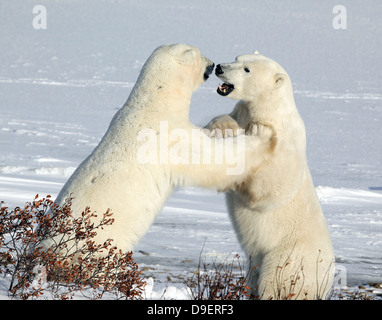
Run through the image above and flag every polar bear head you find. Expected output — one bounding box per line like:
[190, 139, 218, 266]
[138, 44, 214, 93]
[215, 51, 290, 101]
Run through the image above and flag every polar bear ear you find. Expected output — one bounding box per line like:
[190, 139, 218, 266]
[253, 50, 260, 54]
[177, 49, 197, 65]
[275, 73, 287, 87]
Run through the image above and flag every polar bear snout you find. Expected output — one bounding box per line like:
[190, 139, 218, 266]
[203, 62, 215, 80]
[215, 64, 236, 96]
[215, 64, 224, 75]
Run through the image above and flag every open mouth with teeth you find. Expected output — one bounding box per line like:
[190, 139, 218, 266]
[217, 83, 235, 96]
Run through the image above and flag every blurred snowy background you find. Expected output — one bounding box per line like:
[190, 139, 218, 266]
[0, 0, 381, 297]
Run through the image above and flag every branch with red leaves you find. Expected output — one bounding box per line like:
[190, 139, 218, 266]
[0, 195, 146, 300]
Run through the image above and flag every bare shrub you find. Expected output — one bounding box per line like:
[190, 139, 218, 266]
[185, 252, 250, 300]
[0, 195, 146, 300]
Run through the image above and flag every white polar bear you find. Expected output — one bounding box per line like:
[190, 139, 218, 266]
[51, 44, 275, 254]
[206, 52, 335, 300]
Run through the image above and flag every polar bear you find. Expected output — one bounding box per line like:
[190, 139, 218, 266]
[51, 44, 275, 254]
[205, 52, 334, 300]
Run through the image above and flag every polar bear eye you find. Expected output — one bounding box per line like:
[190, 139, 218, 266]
[244, 67, 250, 73]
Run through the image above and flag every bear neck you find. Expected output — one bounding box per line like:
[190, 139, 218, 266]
[124, 78, 193, 126]
[244, 88, 301, 129]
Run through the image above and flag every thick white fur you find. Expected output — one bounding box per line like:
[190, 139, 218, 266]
[52, 44, 275, 253]
[206, 52, 334, 299]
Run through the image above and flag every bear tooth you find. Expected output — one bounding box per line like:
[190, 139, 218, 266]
[218, 84, 227, 92]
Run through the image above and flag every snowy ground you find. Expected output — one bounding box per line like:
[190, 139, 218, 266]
[0, 0, 381, 299]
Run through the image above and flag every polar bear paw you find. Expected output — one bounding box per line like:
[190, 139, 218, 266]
[204, 114, 243, 138]
[246, 122, 277, 151]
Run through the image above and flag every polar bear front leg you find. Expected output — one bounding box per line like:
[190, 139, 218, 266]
[173, 124, 275, 191]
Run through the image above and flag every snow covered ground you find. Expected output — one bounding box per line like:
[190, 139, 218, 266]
[0, 0, 381, 299]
